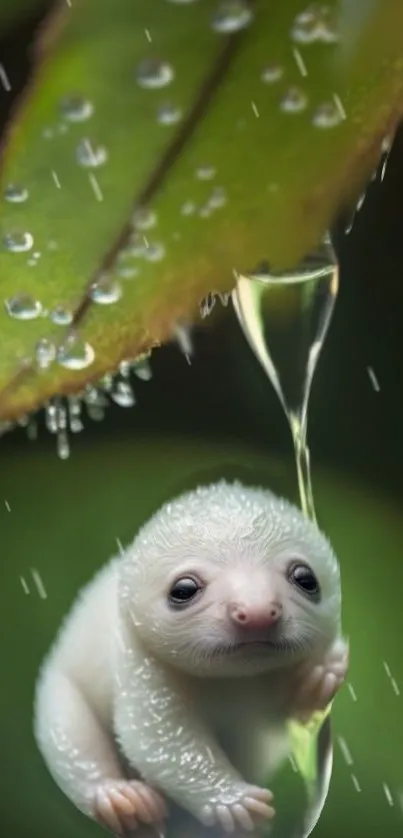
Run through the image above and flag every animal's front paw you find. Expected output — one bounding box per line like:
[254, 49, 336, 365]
[93, 779, 167, 836]
[291, 637, 349, 722]
[200, 784, 275, 833]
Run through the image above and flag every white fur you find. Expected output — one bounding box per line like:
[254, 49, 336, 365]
[34, 481, 342, 829]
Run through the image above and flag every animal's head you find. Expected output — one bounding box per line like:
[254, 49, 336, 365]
[120, 482, 341, 677]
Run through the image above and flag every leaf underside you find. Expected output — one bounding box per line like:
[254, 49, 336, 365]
[1, 0, 403, 423]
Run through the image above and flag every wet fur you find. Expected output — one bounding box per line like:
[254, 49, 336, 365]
[34, 481, 342, 832]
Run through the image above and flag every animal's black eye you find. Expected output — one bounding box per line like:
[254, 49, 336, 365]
[168, 577, 202, 606]
[289, 563, 320, 598]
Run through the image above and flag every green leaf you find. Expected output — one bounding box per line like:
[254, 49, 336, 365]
[1, 0, 403, 423]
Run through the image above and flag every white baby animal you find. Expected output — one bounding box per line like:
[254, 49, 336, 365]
[34, 481, 348, 836]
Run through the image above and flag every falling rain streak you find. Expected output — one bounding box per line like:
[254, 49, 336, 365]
[31, 568, 47, 599]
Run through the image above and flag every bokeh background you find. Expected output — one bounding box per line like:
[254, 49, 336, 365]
[1, 6, 403, 838]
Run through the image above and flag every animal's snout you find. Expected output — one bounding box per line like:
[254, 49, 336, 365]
[228, 601, 282, 630]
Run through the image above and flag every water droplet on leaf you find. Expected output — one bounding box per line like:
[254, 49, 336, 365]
[35, 338, 56, 370]
[132, 207, 157, 230]
[208, 186, 227, 209]
[136, 58, 174, 89]
[261, 65, 284, 84]
[312, 100, 343, 128]
[118, 265, 140, 280]
[144, 242, 165, 262]
[280, 87, 308, 113]
[76, 139, 108, 168]
[212, 0, 253, 33]
[3, 184, 29, 203]
[49, 305, 73, 326]
[157, 102, 182, 125]
[60, 95, 94, 122]
[3, 231, 34, 252]
[90, 274, 122, 305]
[5, 293, 42, 320]
[196, 165, 216, 180]
[291, 5, 339, 44]
[181, 201, 197, 216]
[57, 334, 95, 370]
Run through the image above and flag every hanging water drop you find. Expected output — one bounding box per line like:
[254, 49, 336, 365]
[232, 237, 338, 522]
[280, 87, 308, 113]
[90, 274, 122, 305]
[57, 334, 95, 370]
[133, 356, 152, 381]
[45, 401, 58, 433]
[76, 139, 108, 168]
[174, 324, 193, 363]
[3, 184, 29, 203]
[84, 387, 107, 421]
[35, 338, 56, 370]
[5, 294, 42, 320]
[111, 380, 136, 407]
[67, 396, 84, 433]
[49, 305, 73, 326]
[57, 429, 70, 460]
[136, 58, 174, 89]
[211, 0, 253, 34]
[60, 95, 94, 122]
[200, 293, 216, 318]
[3, 231, 34, 252]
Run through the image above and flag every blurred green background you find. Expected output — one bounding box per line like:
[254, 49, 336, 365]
[1, 5, 403, 838]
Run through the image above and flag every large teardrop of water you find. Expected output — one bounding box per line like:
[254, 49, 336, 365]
[232, 237, 338, 522]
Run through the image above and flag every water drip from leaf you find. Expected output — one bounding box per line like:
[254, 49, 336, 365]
[111, 380, 136, 407]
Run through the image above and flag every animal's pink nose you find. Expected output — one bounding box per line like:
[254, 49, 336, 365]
[229, 602, 282, 629]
